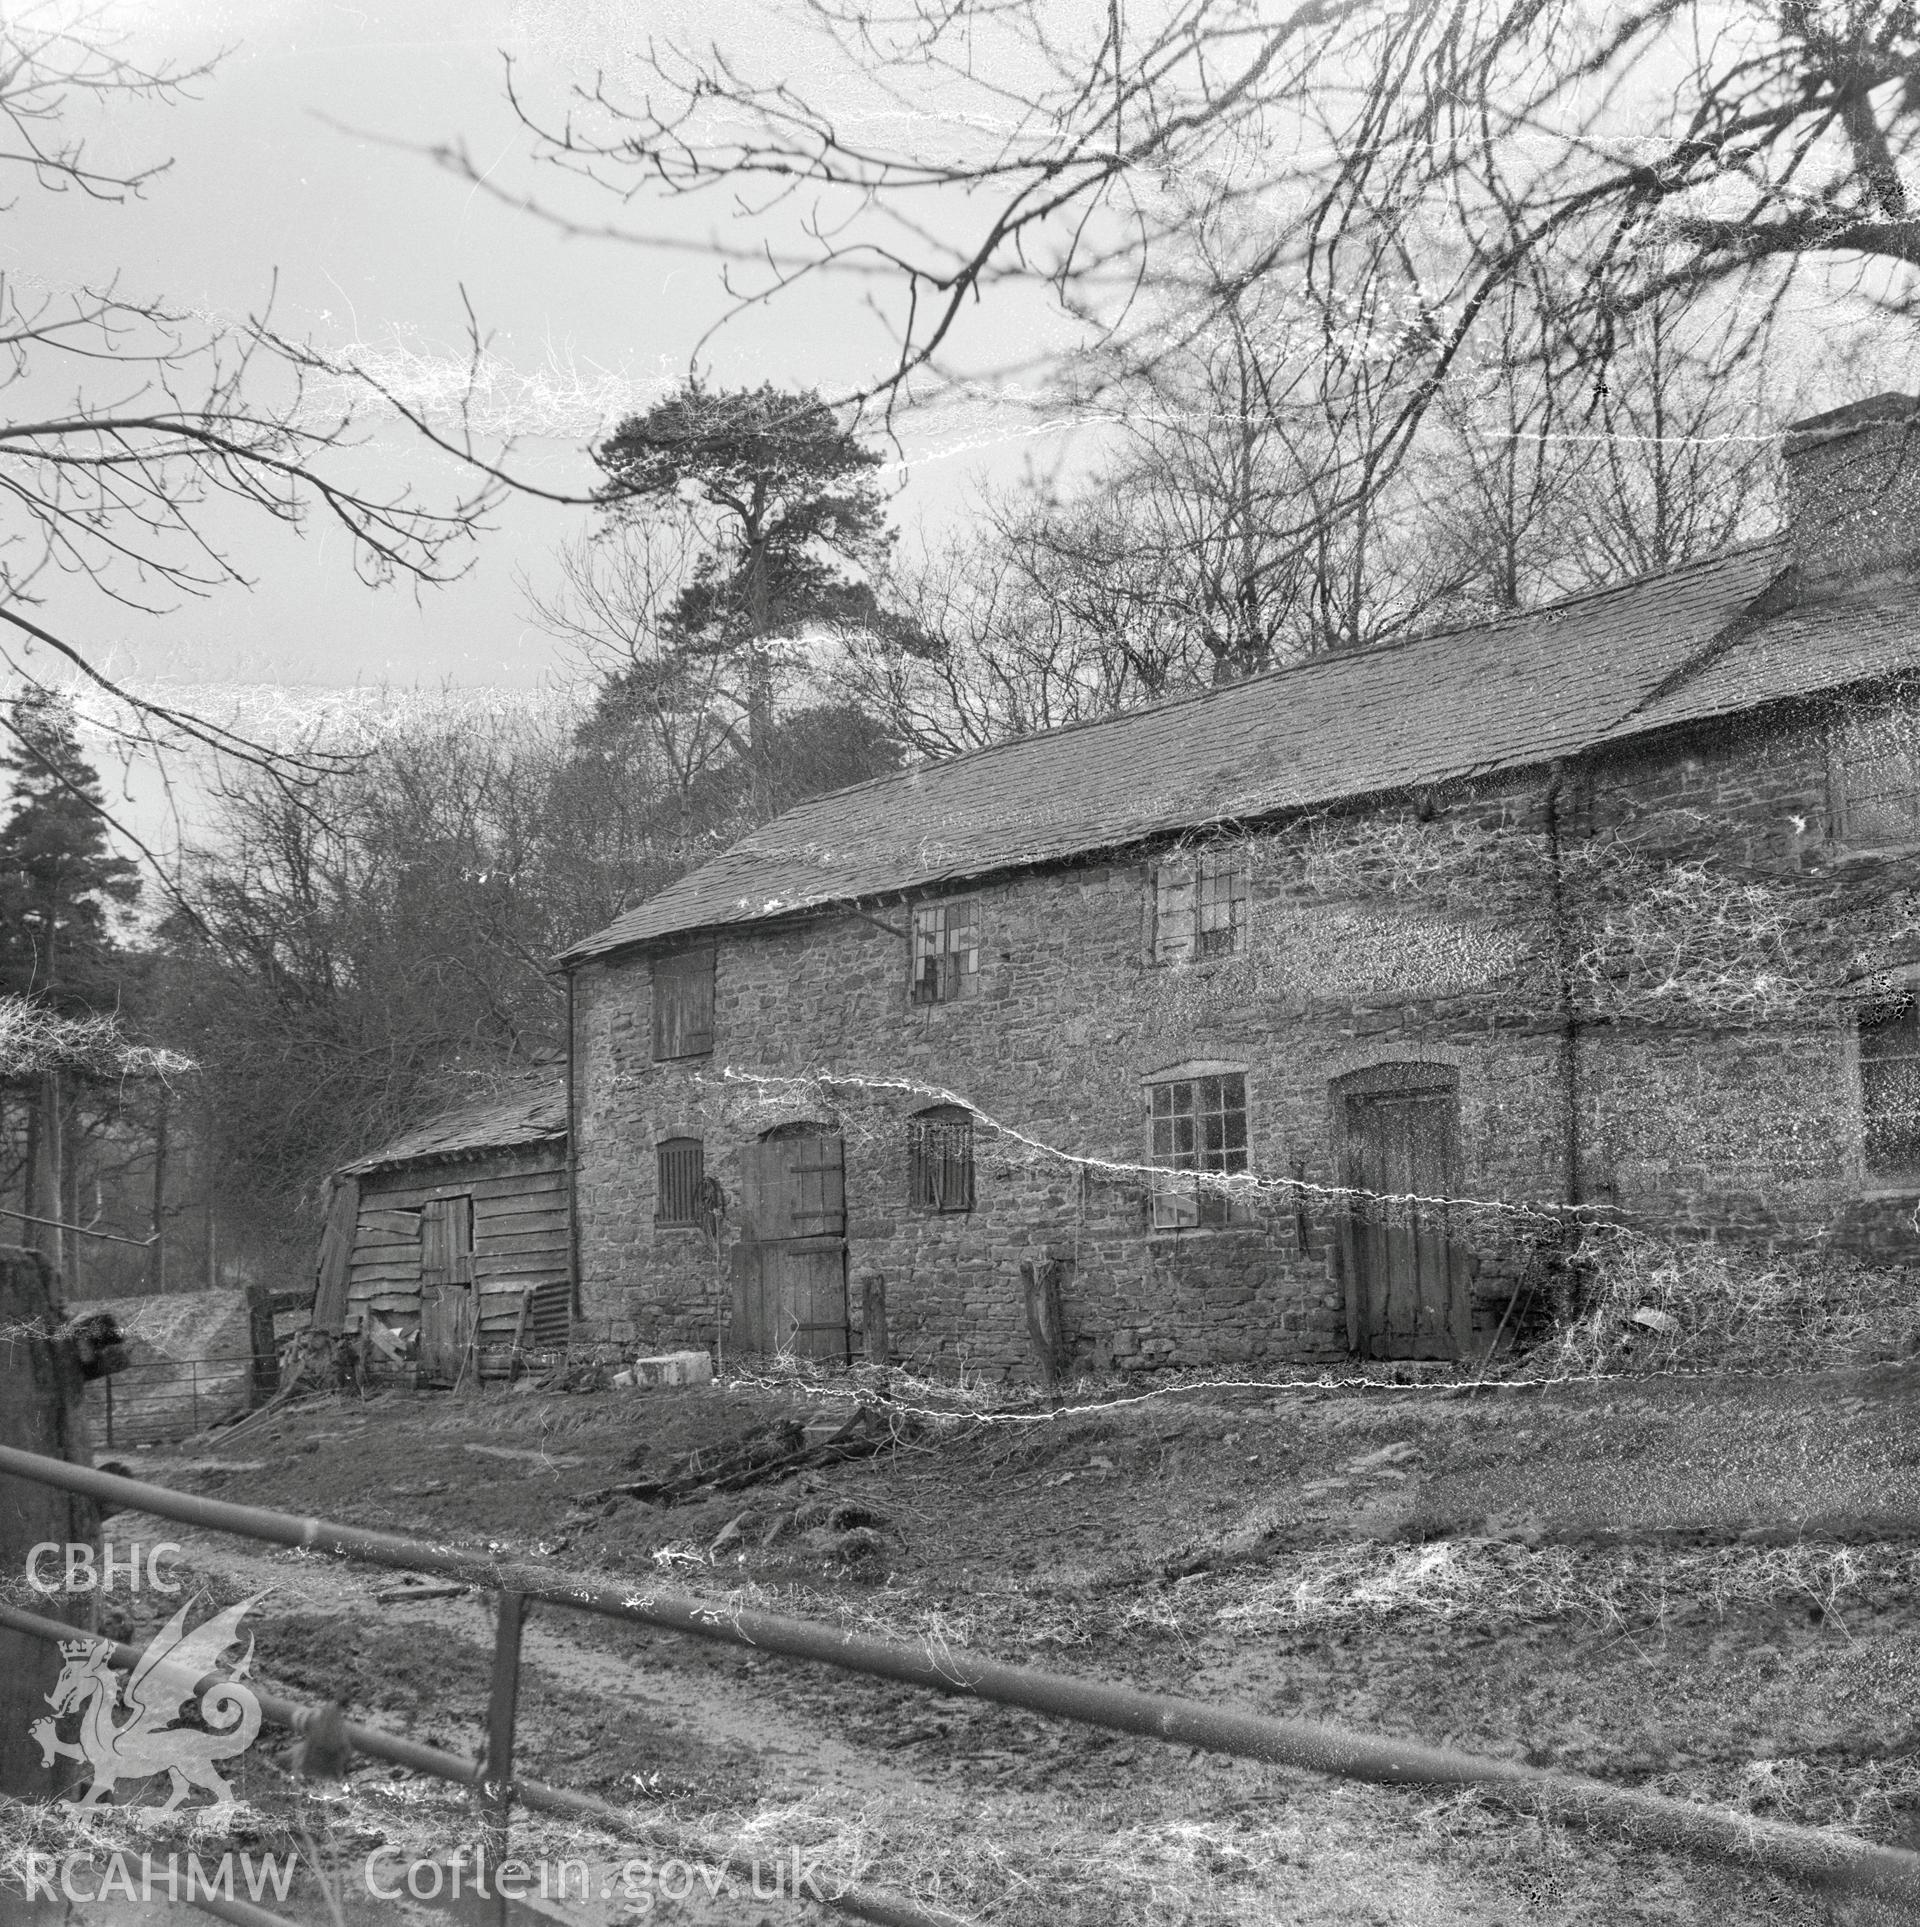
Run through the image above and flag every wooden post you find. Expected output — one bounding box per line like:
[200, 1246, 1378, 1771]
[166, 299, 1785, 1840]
[248, 1286, 280, 1405]
[28, 1070, 63, 1276]
[0, 1245, 98, 1799]
[1023, 1259, 1068, 1390]
[483, 1591, 526, 1919]
[149, 1085, 169, 1294]
[860, 1270, 888, 1365]
[311, 1177, 360, 1335]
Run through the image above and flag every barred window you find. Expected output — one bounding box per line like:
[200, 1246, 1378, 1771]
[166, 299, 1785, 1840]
[656, 1137, 706, 1225]
[908, 1105, 975, 1212]
[653, 945, 715, 1059]
[910, 899, 980, 1005]
[1861, 1003, 1920, 1178]
[1834, 713, 1920, 847]
[1151, 851, 1249, 962]
[1148, 1071, 1249, 1229]
[1195, 854, 1250, 958]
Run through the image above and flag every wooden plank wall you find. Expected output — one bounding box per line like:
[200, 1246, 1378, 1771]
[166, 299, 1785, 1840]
[344, 1148, 569, 1373]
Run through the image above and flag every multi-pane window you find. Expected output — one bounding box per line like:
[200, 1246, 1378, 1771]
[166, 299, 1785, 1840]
[1834, 713, 1920, 847]
[656, 1137, 706, 1225]
[1147, 1071, 1250, 1228]
[1152, 851, 1249, 963]
[1196, 855, 1250, 958]
[910, 900, 980, 1005]
[908, 1105, 976, 1212]
[1860, 1002, 1920, 1178]
[653, 945, 715, 1059]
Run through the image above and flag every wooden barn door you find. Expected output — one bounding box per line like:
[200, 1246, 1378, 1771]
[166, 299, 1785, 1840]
[734, 1126, 849, 1360]
[1340, 1072, 1470, 1360]
[418, 1194, 475, 1385]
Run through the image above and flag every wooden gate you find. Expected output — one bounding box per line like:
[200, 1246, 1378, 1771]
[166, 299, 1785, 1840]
[418, 1194, 475, 1385]
[1338, 1069, 1471, 1360]
[733, 1125, 850, 1360]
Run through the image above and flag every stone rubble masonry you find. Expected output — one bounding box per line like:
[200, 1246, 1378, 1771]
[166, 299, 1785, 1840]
[571, 693, 1918, 1378]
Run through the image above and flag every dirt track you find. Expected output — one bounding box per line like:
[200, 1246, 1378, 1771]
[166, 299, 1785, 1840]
[55, 1365, 1920, 1924]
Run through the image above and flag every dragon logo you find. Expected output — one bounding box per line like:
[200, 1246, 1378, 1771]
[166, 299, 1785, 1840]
[30, 1592, 266, 1817]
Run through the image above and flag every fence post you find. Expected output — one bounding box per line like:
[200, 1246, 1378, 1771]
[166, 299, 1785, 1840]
[859, 1269, 888, 1365]
[248, 1286, 280, 1405]
[1022, 1259, 1069, 1389]
[105, 1372, 114, 1452]
[191, 1360, 200, 1434]
[0, 1246, 98, 1799]
[484, 1590, 526, 1913]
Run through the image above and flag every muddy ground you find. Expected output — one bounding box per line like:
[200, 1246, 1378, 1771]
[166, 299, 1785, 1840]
[23, 1362, 1920, 1925]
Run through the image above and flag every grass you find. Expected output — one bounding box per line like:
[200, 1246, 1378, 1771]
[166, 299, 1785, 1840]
[16, 1370, 1920, 1924]
[1514, 1231, 1920, 1380]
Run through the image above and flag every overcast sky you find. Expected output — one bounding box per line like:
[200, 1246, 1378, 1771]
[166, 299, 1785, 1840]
[0, 0, 1104, 854]
[22, 0, 1072, 704]
[14, 0, 1910, 860]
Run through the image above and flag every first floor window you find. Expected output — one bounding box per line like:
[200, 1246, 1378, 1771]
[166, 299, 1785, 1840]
[908, 1105, 976, 1212]
[657, 1137, 706, 1225]
[1151, 850, 1250, 963]
[1195, 853, 1250, 958]
[911, 899, 980, 1004]
[1861, 1001, 1920, 1178]
[1833, 710, 1920, 847]
[1148, 1070, 1250, 1228]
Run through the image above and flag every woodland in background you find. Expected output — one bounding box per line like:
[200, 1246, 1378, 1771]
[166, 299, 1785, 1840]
[12, 0, 1920, 1290]
[4, 327, 1820, 1296]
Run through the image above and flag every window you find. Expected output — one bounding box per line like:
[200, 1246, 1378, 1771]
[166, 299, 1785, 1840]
[653, 945, 715, 1059]
[656, 1137, 706, 1225]
[908, 1106, 976, 1212]
[910, 899, 980, 1004]
[1147, 1070, 1250, 1228]
[1196, 855, 1250, 958]
[1151, 851, 1249, 963]
[1834, 712, 1920, 847]
[1860, 1002, 1920, 1179]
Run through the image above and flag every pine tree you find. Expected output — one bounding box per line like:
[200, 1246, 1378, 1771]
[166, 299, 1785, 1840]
[0, 693, 140, 1008]
[0, 693, 141, 1273]
[593, 382, 919, 818]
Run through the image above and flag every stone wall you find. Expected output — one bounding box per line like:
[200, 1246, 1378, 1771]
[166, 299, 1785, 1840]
[572, 696, 1920, 1378]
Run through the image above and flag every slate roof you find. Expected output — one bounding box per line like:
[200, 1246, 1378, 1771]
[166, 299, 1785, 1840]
[341, 1078, 568, 1176]
[559, 537, 1920, 963]
[1604, 564, 1920, 742]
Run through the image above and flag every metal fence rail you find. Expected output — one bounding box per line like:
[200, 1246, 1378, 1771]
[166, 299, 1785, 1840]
[89, 1356, 254, 1448]
[0, 1598, 932, 1927]
[3, 1443, 1919, 1917]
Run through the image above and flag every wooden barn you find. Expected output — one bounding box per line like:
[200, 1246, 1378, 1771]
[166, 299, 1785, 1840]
[310, 1078, 573, 1384]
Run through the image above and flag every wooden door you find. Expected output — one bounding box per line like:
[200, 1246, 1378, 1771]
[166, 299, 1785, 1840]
[1341, 1081, 1469, 1360]
[734, 1127, 849, 1360]
[418, 1194, 475, 1385]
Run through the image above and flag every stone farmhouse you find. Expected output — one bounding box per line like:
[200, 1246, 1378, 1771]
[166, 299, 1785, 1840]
[555, 395, 1920, 1378]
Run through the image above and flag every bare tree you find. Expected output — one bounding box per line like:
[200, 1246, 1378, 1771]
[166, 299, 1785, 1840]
[1426, 258, 1797, 617]
[835, 524, 1181, 755]
[0, 10, 554, 835]
[450, 1, 1920, 481]
[524, 516, 742, 864]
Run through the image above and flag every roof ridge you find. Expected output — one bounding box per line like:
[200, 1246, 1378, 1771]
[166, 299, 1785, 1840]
[558, 534, 1802, 966]
[742, 537, 1785, 848]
